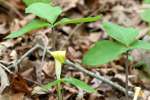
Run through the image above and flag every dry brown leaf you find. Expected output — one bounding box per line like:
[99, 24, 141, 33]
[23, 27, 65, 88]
[34, 60, 45, 83]
[87, 33, 101, 43]
[63, 85, 78, 93]
[11, 73, 32, 94]
[55, 0, 80, 11]
[42, 61, 55, 77]
[32, 86, 46, 95]
[114, 74, 133, 87]
[10, 50, 17, 60]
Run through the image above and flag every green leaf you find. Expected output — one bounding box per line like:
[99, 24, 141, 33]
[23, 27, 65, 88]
[42, 79, 62, 91]
[140, 9, 150, 23]
[32, 79, 61, 94]
[82, 40, 128, 66]
[5, 19, 49, 39]
[54, 16, 101, 26]
[63, 77, 96, 93]
[26, 3, 62, 24]
[23, 0, 51, 6]
[144, 0, 150, 3]
[130, 40, 150, 50]
[102, 22, 139, 46]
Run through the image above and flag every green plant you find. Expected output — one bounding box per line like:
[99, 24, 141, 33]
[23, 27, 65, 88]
[82, 22, 150, 99]
[5, 1, 101, 39]
[83, 22, 150, 65]
[7, 1, 100, 99]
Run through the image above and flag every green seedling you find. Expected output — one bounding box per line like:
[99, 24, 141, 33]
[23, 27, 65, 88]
[83, 22, 150, 99]
[5, 0, 101, 39]
[9, 1, 100, 99]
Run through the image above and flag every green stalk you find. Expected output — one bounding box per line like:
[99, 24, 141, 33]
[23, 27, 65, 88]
[57, 82, 62, 100]
[125, 51, 129, 100]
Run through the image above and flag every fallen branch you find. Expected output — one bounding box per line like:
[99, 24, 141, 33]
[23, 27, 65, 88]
[8, 44, 40, 69]
[65, 60, 134, 97]
[15, 45, 134, 97]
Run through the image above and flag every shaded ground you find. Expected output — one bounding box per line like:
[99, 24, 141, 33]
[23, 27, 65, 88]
[0, 0, 150, 100]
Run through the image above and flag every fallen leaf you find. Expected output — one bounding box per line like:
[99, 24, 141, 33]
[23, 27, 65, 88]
[55, 0, 79, 11]
[42, 61, 55, 77]
[32, 86, 46, 95]
[11, 73, 32, 94]
[34, 60, 45, 83]
[87, 33, 101, 43]
[10, 50, 17, 60]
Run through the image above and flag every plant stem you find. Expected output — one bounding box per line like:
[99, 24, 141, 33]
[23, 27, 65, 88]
[125, 51, 129, 100]
[57, 82, 62, 100]
[51, 28, 57, 49]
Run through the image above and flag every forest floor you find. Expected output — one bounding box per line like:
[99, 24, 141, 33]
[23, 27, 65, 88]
[0, 0, 150, 100]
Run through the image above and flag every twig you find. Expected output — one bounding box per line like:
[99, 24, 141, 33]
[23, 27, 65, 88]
[36, 31, 49, 83]
[0, 63, 13, 74]
[7, 44, 40, 70]
[15, 44, 40, 66]
[65, 60, 134, 97]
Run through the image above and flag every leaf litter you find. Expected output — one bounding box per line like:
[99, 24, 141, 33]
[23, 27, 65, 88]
[0, 0, 150, 100]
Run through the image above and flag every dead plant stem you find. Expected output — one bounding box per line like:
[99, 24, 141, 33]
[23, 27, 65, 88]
[65, 60, 134, 97]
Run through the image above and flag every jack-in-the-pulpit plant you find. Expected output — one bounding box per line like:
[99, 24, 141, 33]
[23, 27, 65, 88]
[6, 0, 100, 100]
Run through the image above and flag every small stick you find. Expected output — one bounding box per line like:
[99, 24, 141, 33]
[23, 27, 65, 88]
[65, 60, 134, 97]
[15, 44, 40, 66]
[0, 63, 13, 74]
[8, 44, 40, 70]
